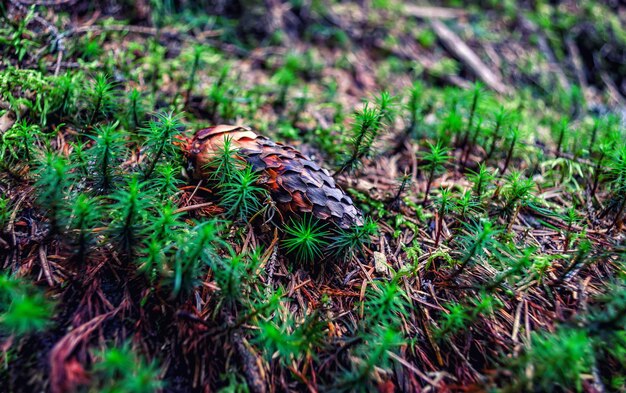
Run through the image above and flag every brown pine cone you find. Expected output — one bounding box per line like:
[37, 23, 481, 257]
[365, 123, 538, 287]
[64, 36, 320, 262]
[185, 125, 363, 229]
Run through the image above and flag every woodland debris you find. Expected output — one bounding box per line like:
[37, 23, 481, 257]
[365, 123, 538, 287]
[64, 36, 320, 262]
[0, 100, 27, 134]
[518, 16, 571, 92]
[403, 4, 468, 19]
[374, 251, 389, 275]
[430, 20, 511, 95]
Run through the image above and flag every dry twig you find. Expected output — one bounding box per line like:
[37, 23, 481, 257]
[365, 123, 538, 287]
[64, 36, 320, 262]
[430, 20, 511, 95]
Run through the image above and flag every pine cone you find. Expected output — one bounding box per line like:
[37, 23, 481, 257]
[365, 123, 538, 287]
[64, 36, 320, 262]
[186, 125, 363, 229]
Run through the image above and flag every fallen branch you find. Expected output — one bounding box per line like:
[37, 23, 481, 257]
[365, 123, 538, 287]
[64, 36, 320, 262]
[49, 310, 118, 393]
[518, 16, 571, 92]
[404, 4, 467, 19]
[374, 37, 471, 89]
[38, 244, 55, 287]
[430, 20, 511, 95]
[565, 37, 590, 106]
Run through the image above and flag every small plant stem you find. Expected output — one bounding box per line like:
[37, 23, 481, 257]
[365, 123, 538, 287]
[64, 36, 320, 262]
[335, 124, 369, 177]
[501, 134, 517, 175]
[485, 120, 502, 161]
[462, 120, 482, 167]
[450, 242, 479, 278]
[506, 203, 521, 233]
[389, 177, 409, 210]
[556, 254, 584, 284]
[475, 176, 484, 198]
[591, 151, 605, 197]
[61, 87, 70, 113]
[131, 97, 139, 129]
[589, 121, 598, 155]
[555, 124, 565, 157]
[609, 195, 626, 231]
[89, 94, 102, 126]
[460, 89, 479, 149]
[563, 223, 572, 253]
[144, 136, 166, 180]
[434, 211, 443, 247]
[423, 170, 434, 204]
[101, 145, 111, 191]
[277, 86, 288, 112]
[184, 50, 201, 108]
[122, 197, 137, 256]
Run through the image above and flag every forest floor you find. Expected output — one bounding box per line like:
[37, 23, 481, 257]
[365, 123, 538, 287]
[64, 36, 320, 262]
[1, 1, 626, 392]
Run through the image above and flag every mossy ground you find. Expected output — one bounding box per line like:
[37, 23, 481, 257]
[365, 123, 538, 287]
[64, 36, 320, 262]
[1, 1, 625, 392]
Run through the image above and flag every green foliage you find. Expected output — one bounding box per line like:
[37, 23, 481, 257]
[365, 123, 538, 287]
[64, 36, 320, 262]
[256, 311, 325, 366]
[501, 127, 520, 174]
[339, 327, 403, 389]
[0, 196, 9, 229]
[68, 194, 101, 262]
[0, 274, 54, 335]
[554, 117, 570, 156]
[363, 277, 408, 327]
[486, 246, 535, 289]
[218, 165, 267, 221]
[467, 163, 495, 199]
[92, 343, 163, 393]
[126, 88, 146, 130]
[0, 68, 62, 125]
[207, 64, 231, 120]
[54, 71, 83, 117]
[149, 163, 183, 198]
[282, 215, 330, 263]
[405, 81, 425, 138]
[440, 105, 463, 145]
[485, 106, 509, 160]
[107, 177, 151, 257]
[88, 122, 127, 193]
[4, 4, 626, 391]
[416, 28, 436, 48]
[1, 120, 43, 164]
[204, 136, 267, 221]
[501, 171, 535, 217]
[0, 7, 39, 63]
[140, 111, 183, 180]
[172, 219, 223, 296]
[205, 135, 239, 185]
[437, 302, 471, 336]
[34, 150, 72, 234]
[272, 63, 296, 110]
[337, 275, 409, 390]
[185, 45, 205, 107]
[451, 190, 481, 221]
[218, 372, 250, 393]
[513, 328, 593, 392]
[607, 146, 626, 224]
[420, 141, 451, 203]
[336, 102, 383, 175]
[212, 247, 263, 301]
[375, 91, 397, 128]
[436, 292, 501, 337]
[330, 217, 378, 259]
[452, 220, 502, 277]
[434, 187, 453, 246]
[88, 74, 118, 125]
[464, 83, 484, 135]
[588, 282, 626, 334]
